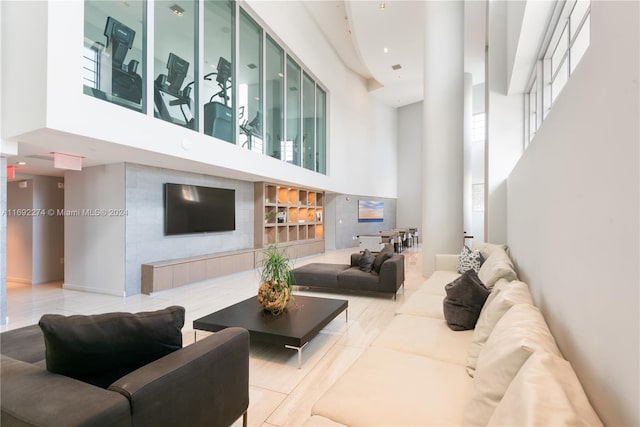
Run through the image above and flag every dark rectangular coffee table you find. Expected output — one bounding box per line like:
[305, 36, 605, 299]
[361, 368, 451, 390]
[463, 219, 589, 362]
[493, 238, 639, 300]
[193, 295, 348, 368]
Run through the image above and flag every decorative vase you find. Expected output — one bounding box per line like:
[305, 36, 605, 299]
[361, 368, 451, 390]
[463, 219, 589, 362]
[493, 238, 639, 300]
[258, 280, 290, 315]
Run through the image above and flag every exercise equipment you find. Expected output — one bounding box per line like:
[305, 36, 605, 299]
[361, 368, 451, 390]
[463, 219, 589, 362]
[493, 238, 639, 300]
[204, 57, 233, 142]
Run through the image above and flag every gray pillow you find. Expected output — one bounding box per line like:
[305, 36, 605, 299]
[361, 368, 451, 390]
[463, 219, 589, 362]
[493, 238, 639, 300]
[443, 270, 489, 331]
[358, 249, 375, 272]
[373, 244, 394, 273]
[39, 306, 185, 388]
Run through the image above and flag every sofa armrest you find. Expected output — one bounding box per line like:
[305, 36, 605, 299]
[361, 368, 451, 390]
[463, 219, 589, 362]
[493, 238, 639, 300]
[435, 254, 459, 272]
[379, 255, 405, 292]
[109, 327, 249, 427]
[1, 355, 131, 427]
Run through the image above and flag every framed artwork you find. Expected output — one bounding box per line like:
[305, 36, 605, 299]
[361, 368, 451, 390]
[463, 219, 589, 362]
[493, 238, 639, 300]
[358, 200, 384, 223]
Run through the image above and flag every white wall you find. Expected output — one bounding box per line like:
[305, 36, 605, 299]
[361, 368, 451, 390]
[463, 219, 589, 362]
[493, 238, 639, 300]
[65, 164, 126, 296]
[7, 180, 33, 283]
[32, 176, 64, 284]
[397, 102, 422, 229]
[486, 0, 524, 244]
[507, 2, 639, 426]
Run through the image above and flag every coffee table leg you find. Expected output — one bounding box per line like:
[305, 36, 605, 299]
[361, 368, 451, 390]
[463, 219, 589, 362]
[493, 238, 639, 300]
[285, 342, 309, 369]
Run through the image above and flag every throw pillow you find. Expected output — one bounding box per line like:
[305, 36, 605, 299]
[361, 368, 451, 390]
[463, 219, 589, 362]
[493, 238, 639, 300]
[463, 304, 561, 426]
[466, 280, 533, 377]
[487, 351, 603, 426]
[442, 270, 489, 331]
[39, 306, 185, 389]
[457, 245, 485, 273]
[477, 247, 517, 290]
[372, 244, 394, 274]
[358, 249, 375, 273]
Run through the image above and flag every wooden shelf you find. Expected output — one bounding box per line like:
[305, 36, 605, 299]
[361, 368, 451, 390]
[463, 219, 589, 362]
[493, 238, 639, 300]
[254, 182, 325, 256]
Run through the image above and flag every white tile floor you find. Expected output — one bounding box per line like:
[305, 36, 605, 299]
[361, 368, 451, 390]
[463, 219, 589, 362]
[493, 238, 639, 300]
[3, 245, 425, 427]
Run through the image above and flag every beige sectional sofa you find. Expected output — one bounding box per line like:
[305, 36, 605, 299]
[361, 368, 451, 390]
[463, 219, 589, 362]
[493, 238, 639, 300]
[305, 243, 602, 426]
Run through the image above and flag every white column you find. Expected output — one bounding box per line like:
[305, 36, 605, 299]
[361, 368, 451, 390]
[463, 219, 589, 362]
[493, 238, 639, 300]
[463, 73, 473, 242]
[422, 1, 464, 275]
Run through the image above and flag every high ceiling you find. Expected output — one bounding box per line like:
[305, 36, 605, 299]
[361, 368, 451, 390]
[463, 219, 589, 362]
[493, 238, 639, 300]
[304, 0, 487, 108]
[6, 0, 487, 178]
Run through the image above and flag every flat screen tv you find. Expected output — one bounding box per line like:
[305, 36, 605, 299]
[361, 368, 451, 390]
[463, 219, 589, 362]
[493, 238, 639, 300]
[164, 183, 235, 235]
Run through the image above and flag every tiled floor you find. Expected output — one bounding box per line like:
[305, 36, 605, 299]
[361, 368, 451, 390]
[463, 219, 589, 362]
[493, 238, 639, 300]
[3, 245, 425, 427]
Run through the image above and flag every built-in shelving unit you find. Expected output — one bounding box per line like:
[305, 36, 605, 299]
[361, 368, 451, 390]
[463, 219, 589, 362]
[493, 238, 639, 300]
[255, 182, 325, 256]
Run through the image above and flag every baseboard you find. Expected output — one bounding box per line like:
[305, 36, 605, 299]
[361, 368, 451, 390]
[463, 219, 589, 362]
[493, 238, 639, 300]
[7, 277, 32, 284]
[63, 283, 126, 297]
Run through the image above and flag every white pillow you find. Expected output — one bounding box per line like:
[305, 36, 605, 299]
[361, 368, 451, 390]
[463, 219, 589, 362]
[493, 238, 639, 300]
[463, 304, 561, 426]
[487, 351, 603, 426]
[472, 241, 508, 259]
[466, 280, 532, 377]
[477, 247, 517, 289]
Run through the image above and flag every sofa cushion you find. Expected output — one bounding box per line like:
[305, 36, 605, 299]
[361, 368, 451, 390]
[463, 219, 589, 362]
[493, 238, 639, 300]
[0, 324, 46, 364]
[336, 268, 379, 292]
[487, 351, 603, 427]
[477, 247, 517, 289]
[457, 245, 484, 273]
[39, 306, 185, 388]
[372, 314, 473, 365]
[395, 291, 445, 320]
[292, 263, 350, 288]
[464, 304, 561, 426]
[419, 270, 462, 296]
[466, 280, 533, 376]
[357, 249, 375, 273]
[312, 346, 472, 427]
[372, 244, 394, 273]
[443, 270, 489, 331]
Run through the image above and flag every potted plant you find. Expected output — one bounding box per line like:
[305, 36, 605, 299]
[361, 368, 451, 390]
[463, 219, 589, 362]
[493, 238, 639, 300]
[257, 245, 293, 315]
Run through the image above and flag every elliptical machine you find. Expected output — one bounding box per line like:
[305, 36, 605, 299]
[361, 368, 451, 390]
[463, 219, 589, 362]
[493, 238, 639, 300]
[203, 57, 233, 142]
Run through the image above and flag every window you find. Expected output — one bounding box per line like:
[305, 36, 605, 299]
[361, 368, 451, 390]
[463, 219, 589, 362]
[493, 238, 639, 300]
[238, 9, 263, 153]
[286, 56, 302, 166]
[83, 0, 145, 112]
[525, 0, 590, 145]
[265, 36, 284, 160]
[472, 112, 485, 143]
[203, 0, 235, 143]
[316, 87, 327, 174]
[302, 72, 316, 171]
[154, 0, 197, 130]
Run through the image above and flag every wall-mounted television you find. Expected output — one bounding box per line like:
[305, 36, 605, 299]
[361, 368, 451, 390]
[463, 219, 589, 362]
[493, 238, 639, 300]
[164, 183, 235, 235]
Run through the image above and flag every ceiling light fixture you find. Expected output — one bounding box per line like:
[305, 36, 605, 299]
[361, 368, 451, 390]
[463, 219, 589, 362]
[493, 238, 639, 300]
[392, 64, 402, 71]
[16, 161, 27, 166]
[383, 47, 389, 54]
[379, 3, 386, 10]
[277, 72, 284, 78]
[169, 4, 185, 16]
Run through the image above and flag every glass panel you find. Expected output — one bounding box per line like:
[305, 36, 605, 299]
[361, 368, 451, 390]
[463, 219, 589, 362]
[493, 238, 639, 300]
[84, 0, 145, 113]
[552, 60, 569, 103]
[315, 87, 326, 174]
[302, 72, 315, 171]
[238, 9, 263, 153]
[286, 56, 301, 166]
[551, 23, 568, 77]
[154, 0, 197, 130]
[570, 0, 590, 39]
[203, 0, 235, 143]
[571, 14, 590, 73]
[529, 82, 537, 141]
[265, 36, 284, 160]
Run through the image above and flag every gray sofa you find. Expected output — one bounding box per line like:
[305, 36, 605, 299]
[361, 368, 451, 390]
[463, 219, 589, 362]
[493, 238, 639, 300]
[292, 245, 405, 298]
[1, 319, 249, 427]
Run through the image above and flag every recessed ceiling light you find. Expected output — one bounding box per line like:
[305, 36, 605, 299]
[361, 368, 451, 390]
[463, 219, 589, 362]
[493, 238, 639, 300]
[247, 63, 257, 69]
[254, 97, 260, 101]
[379, 3, 386, 10]
[277, 72, 284, 78]
[392, 64, 402, 71]
[169, 4, 185, 16]
[383, 47, 389, 54]
[16, 161, 27, 166]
